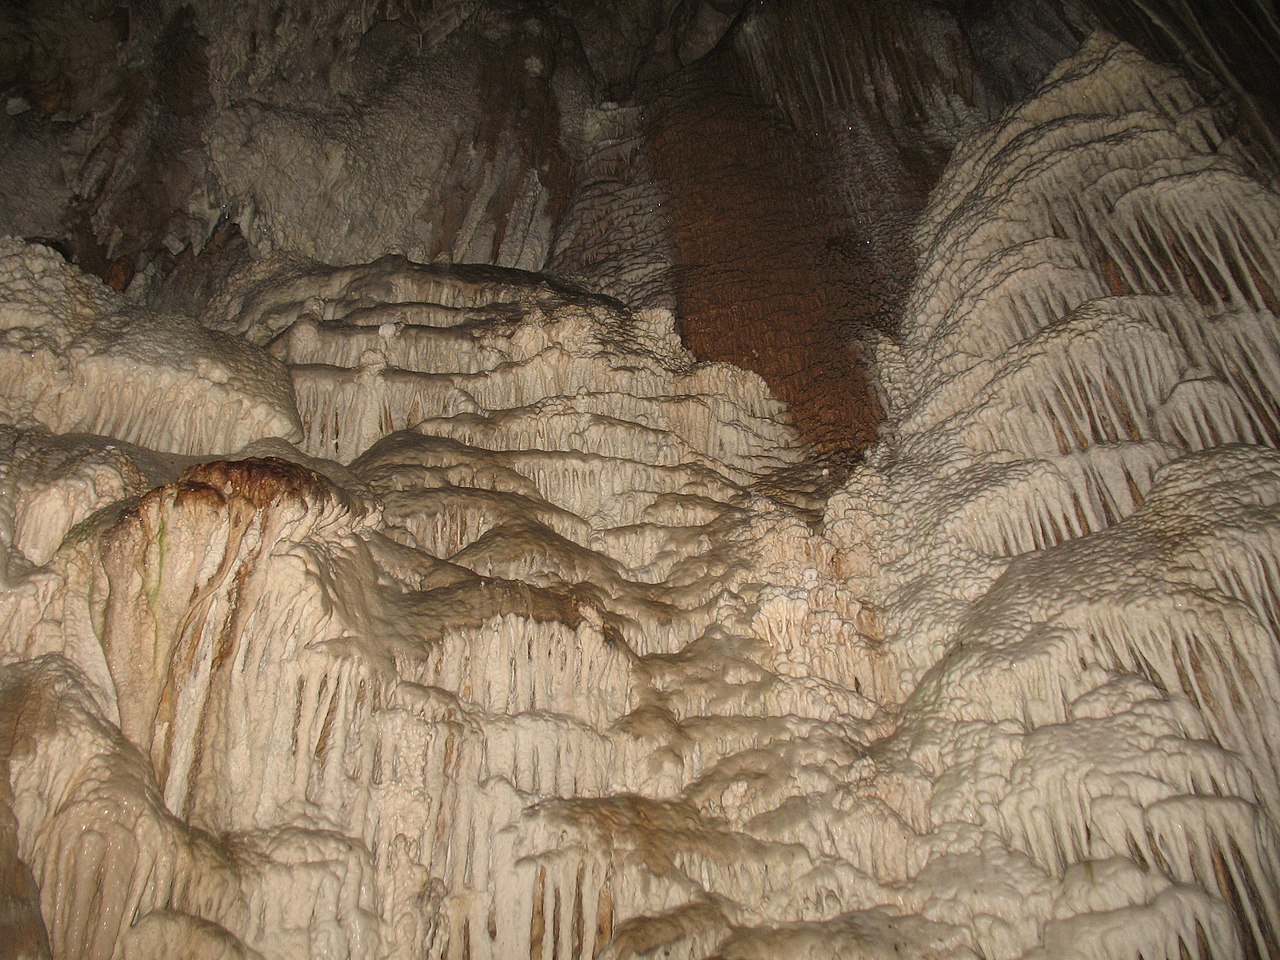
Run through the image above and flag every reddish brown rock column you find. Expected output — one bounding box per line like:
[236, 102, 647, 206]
[646, 64, 884, 466]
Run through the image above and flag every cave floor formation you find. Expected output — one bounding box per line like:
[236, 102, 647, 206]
[4, 3, 1280, 959]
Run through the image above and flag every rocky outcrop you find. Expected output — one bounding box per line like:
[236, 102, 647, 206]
[1, 9, 1280, 960]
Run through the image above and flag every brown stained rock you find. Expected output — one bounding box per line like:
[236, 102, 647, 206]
[178, 457, 338, 512]
[105, 256, 134, 292]
[647, 64, 888, 467]
[637, 2, 1050, 469]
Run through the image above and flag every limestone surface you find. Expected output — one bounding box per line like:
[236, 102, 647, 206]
[1, 24, 1279, 960]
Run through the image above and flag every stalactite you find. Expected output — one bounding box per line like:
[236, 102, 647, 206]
[4, 20, 1280, 960]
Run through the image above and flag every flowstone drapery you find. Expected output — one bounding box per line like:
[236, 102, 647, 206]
[1, 29, 1279, 960]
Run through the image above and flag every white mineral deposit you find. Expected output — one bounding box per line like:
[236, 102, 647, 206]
[1, 2, 1278, 957]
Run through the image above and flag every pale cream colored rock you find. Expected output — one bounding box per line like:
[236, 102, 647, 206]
[0, 240, 301, 457]
[3, 32, 1280, 960]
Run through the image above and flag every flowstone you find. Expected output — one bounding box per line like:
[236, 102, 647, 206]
[1, 32, 1280, 960]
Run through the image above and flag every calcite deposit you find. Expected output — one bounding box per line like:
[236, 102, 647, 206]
[2, 1, 1280, 958]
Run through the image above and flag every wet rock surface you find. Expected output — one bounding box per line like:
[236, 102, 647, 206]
[2, 3, 1280, 958]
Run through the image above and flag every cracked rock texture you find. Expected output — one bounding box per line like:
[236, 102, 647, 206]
[2, 2, 1280, 958]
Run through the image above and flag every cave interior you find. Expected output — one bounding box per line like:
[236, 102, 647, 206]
[3, 1, 1280, 958]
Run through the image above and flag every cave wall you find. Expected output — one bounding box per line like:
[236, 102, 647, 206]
[0, 0, 1076, 458]
[6, 0, 1274, 462]
[2, 2, 1280, 958]
[5, 0, 1276, 462]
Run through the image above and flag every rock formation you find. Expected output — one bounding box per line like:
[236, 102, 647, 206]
[2, 2, 1280, 958]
